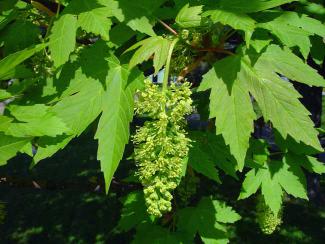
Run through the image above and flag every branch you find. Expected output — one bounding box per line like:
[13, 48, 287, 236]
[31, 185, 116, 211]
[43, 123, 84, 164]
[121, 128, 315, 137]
[157, 19, 178, 36]
[218, 29, 236, 48]
[194, 47, 235, 56]
[177, 55, 206, 82]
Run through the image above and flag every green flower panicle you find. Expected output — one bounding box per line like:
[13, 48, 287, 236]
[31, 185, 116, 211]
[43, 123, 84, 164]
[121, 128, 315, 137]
[256, 195, 283, 235]
[133, 80, 193, 217]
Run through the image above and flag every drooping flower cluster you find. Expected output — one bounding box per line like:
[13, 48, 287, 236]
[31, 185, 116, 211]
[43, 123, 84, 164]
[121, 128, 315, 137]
[133, 80, 193, 217]
[256, 195, 282, 234]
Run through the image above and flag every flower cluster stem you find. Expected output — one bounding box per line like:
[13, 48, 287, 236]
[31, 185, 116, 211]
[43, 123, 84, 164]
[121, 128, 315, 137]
[162, 38, 179, 93]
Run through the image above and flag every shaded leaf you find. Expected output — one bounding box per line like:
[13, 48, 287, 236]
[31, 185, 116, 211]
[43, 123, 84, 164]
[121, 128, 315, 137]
[177, 197, 240, 244]
[0, 20, 39, 55]
[3, 104, 69, 137]
[52, 71, 103, 135]
[117, 191, 150, 232]
[189, 131, 238, 180]
[117, 0, 165, 36]
[203, 9, 255, 45]
[33, 135, 74, 163]
[258, 20, 311, 58]
[0, 43, 46, 80]
[217, 0, 295, 13]
[133, 223, 185, 244]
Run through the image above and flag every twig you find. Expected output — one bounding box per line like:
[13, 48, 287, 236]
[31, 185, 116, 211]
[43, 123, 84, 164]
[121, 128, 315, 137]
[177, 55, 206, 82]
[157, 19, 178, 36]
[218, 29, 237, 48]
[194, 47, 235, 56]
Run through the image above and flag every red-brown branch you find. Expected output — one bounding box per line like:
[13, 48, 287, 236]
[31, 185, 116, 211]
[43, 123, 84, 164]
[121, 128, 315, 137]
[157, 19, 178, 36]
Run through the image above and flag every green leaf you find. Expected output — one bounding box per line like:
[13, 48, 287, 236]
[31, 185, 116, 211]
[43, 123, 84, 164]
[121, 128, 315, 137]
[199, 56, 256, 170]
[203, 9, 255, 45]
[240, 159, 308, 214]
[53, 73, 103, 134]
[274, 130, 320, 156]
[19, 141, 33, 157]
[301, 1, 325, 21]
[261, 11, 325, 37]
[177, 197, 240, 244]
[0, 89, 12, 101]
[242, 48, 322, 151]
[33, 42, 112, 163]
[249, 29, 273, 53]
[189, 144, 221, 183]
[250, 39, 272, 53]
[248, 139, 269, 165]
[285, 153, 325, 175]
[238, 168, 264, 199]
[278, 156, 308, 199]
[0, 133, 31, 165]
[310, 36, 325, 65]
[0, 65, 33, 80]
[0, 43, 46, 80]
[117, 191, 150, 232]
[64, 0, 123, 39]
[127, 17, 156, 37]
[304, 156, 325, 175]
[0, 9, 18, 31]
[261, 163, 283, 215]
[126, 36, 171, 74]
[217, 0, 295, 13]
[0, 116, 12, 131]
[254, 10, 325, 58]
[78, 10, 112, 40]
[176, 4, 203, 28]
[254, 45, 325, 87]
[49, 14, 77, 68]
[109, 24, 136, 47]
[0, 0, 18, 11]
[2, 104, 69, 137]
[67, 0, 115, 40]
[117, 0, 166, 36]
[258, 20, 311, 58]
[95, 57, 142, 192]
[213, 201, 241, 224]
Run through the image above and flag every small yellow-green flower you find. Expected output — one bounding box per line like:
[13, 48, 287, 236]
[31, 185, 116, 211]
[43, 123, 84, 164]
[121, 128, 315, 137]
[133, 80, 193, 217]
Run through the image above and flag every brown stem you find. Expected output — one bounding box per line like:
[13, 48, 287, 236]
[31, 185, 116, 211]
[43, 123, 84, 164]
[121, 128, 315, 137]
[194, 47, 235, 56]
[218, 29, 236, 47]
[157, 19, 178, 36]
[177, 55, 206, 82]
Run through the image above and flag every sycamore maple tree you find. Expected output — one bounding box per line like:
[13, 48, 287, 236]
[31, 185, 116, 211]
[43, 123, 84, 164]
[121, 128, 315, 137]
[1, 0, 325, 242]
